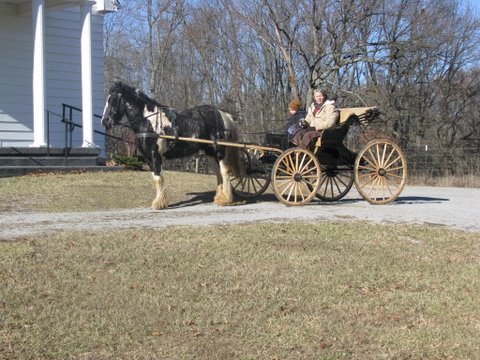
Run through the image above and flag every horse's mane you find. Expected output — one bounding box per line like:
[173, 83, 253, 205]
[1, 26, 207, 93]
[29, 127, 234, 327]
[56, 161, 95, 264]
[111, 81, 168, 112]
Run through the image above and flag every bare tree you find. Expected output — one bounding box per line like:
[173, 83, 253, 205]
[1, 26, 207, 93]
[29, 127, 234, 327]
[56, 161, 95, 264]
[103, 0, 480, 175]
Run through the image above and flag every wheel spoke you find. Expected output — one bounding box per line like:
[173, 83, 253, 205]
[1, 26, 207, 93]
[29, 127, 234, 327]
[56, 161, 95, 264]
[297, 183, 308, 202]
[382, 146, 396, 167]
[384, 165, 405, 173]
[302, 174, 320, 180]
[298, 154, 314, 173]
[231, 149, 272, 199]
[239, 177, 247, 188]
[319, 180, 328, 197]
[301, 166, 319, 176]
[384, 155, 403, 170]
[234, 177, 244, 190]
[302, 177, 318, 188]
[357, 164, 378, 172]
[358, 171, 376, 179]
[286, 180, 296, 202]
[333, 177, 342, 195]
[272, 149, 321, 205]
[380, 143, 388, 166]
[383, 176, 396, 197]
[247, 179, 257, 193]
[326, 177, 333, 197]
[363, 151, 379, 169]
[355, 140, 407, 204]
[281, 157, 295, 174]
[385, 172, 405, 180]
[379, 177, 387, 200]
[319, 174, 328, 188]
[365, 148, 378, 167]
[277, 178, 293, 189]
[360, 172, 377, 187]
[290, 153, 298, 173]
[335, 174, 349, 188]
[279, 180, 295, 196]
[376, 144, 382, 168]
[276, 165, 292, 177]
[252, 177, 265, 189]
[366, 175, 381, 198]
[299, 158, 316, 174]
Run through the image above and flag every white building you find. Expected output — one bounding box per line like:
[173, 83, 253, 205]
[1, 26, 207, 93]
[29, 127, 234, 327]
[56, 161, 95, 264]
[0, 0, 119, 151]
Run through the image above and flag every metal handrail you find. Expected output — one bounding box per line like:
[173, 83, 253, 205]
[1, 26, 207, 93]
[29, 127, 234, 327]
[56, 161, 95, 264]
[45, 104, 118, 164]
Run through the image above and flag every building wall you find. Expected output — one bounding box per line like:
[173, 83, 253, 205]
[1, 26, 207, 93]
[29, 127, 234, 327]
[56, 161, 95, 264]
[0, 5, 105, 150]
[0, 5, 33, 147]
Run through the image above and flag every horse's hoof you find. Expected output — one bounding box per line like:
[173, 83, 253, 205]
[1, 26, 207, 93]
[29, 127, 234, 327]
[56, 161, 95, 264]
[151, 201, 168, 210]
[214, 194, 232, 206]
[214, 200, 232, 206]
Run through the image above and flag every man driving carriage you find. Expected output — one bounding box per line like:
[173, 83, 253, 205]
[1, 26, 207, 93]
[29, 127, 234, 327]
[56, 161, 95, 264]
[290, 89, 339, 149]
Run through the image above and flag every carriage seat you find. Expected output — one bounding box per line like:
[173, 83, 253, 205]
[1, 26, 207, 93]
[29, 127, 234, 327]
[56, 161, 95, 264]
[338, 107, 379, 125]
[313, 106, 379, 148]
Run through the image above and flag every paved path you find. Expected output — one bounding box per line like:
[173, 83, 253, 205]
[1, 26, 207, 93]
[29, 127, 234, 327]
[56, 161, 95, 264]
[1, 186, 479, 240]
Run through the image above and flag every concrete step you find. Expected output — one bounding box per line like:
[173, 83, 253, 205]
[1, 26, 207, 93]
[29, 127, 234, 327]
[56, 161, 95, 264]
[0, 156, 101, 167]
[0, 146, 117, 177]
[0, 147, 100, 157]
[0, 165, 126, 178]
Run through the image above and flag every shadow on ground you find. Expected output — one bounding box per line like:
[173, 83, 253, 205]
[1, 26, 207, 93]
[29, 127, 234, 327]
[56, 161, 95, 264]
[168, 191, 450, 208]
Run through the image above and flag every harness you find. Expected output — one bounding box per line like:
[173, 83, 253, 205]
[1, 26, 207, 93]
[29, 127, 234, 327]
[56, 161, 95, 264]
[137, 107, 179, 153]
[110, 90, 234, 157]
[111, 92, 178, 144]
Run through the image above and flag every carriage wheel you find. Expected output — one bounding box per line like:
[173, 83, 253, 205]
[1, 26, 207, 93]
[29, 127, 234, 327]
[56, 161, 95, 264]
[231, 149, 271, 198]
[354, 139, 407, 204]
[272, 148, 321, 206]
[315, 166, 354, 201]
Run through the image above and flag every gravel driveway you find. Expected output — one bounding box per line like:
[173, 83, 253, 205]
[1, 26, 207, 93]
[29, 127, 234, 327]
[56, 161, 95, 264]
[1, 186, 479, 240]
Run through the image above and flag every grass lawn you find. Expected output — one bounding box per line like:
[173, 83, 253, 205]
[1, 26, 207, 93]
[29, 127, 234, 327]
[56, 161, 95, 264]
[0, 171, 479, 359]
[0, 170, 217, 213]
[1, 223, 479, 359]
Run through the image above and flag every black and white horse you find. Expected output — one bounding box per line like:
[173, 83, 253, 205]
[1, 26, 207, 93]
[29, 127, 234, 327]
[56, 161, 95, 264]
[101, 82, 241, 210]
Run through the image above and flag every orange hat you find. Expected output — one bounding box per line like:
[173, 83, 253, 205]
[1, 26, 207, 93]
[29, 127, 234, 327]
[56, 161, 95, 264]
[288, 99, 301, 111]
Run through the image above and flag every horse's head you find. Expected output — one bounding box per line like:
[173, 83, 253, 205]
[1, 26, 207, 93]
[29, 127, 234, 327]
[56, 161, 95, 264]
[101, 84, 128, 130]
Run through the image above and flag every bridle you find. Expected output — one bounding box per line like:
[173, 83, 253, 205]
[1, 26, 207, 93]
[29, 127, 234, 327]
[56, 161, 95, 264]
[105, 92, 124, 124]
[106, 92, 143, 131]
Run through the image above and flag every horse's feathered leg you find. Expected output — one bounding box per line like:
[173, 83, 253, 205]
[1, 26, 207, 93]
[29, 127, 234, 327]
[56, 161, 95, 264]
[207, 148, 233, 206]
[215, 159, 234, 206]
[152, 173, 168, 210]
[224, 146, 241, 179]
[151, 141, 168, 210]
[206, 155, 229, 205]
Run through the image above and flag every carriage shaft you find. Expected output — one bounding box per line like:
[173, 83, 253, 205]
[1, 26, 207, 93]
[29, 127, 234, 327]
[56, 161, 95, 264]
[157, 134, 284, 154]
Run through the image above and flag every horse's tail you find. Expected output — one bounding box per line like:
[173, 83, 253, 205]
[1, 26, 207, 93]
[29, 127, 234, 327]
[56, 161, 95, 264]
[219, 110, 242, 178]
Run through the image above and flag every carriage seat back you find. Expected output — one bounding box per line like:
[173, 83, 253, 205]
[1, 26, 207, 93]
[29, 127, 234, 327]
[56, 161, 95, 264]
[313, 106, 379, 149]
[337, 107, 379, 125]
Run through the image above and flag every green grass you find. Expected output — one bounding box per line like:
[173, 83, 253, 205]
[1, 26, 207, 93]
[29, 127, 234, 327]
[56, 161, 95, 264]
[1, 223, 479, 359]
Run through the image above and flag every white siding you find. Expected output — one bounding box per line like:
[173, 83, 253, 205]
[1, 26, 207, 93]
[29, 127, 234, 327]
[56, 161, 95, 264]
[0, 11, 33, 147]
[0, 6, 105, 150]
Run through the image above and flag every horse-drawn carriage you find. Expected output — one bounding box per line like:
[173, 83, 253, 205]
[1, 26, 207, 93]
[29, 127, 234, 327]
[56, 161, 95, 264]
[231, 107, 408, 206]
[101, 82, 407, 209]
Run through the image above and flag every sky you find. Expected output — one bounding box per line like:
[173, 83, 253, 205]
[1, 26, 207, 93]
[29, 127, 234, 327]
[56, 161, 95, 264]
[462, 0, 480, 13]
